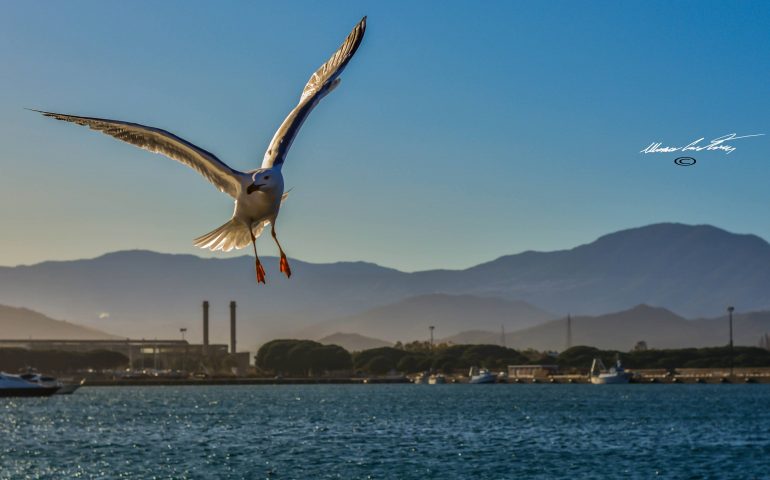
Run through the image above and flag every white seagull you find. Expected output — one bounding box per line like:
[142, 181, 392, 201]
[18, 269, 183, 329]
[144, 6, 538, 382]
[33, 17, 367, 284]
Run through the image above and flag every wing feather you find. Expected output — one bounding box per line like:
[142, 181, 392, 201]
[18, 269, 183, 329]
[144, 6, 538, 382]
[33, 110, 243, 197]
[261, 16, 366, 169]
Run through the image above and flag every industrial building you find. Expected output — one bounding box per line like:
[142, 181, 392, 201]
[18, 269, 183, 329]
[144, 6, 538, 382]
[507, 364, 560, 379]
[0, 300, 250, 375]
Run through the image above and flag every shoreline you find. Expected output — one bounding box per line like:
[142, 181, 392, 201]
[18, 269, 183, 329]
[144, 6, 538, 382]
[81, 374, 770, 386]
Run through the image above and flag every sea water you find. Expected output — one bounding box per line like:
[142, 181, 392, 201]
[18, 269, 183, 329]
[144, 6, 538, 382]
[1, 384, 768, 479]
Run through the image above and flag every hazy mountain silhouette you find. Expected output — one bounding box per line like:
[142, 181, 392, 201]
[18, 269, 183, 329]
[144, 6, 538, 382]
[301, 294, 554, 342]
[444, 305, 770, 351]
[317, 333, 392, 352]
[450, 223, 770, 317]
[1, 223, 769, 351]
[0, 304, 119, 340]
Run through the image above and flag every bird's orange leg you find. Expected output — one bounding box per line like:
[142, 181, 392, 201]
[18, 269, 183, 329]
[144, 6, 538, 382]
[271, 224, 291, 278]
[251, 230, 266, 284]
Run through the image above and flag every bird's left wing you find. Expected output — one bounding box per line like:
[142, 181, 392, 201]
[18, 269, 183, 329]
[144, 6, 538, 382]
[261, 16, 366, 169]
[33, 110, 244, 197]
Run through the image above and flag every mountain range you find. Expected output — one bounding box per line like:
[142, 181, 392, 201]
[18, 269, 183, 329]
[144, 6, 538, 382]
[0, 304, 118, 340]
[302, 294, 553, 342]
[444, 304, 770, 351]
[318, 333, 392, 352]
[1, 223, 769, 352]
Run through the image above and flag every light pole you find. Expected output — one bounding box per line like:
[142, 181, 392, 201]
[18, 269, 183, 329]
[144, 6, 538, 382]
[429, 326, 435, 350]
[727, 306, 734, 377]
[180, 328, 188, 373]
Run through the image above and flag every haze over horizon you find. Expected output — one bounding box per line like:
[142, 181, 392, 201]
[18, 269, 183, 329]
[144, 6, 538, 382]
[3, 221, 770, 349]
[1, 1, 768, 272]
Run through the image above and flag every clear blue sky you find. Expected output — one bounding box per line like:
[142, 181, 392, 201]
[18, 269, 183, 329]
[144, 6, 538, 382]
[1, 1, 768, 271]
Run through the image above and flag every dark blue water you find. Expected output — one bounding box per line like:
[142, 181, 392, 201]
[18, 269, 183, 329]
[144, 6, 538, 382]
[1, 385, 769, 479]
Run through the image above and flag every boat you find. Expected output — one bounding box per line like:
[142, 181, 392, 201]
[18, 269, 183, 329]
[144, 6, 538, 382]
[56, 378, 86, 395]
[468, 367, 497, 384]
[0, 372, 60, 397]
[428, 374, 446, 384]
[20, 372, 61, 389]
[412, 372, 429, 384]
[18, 371, 84, 394]
[590, 358, 630, 384]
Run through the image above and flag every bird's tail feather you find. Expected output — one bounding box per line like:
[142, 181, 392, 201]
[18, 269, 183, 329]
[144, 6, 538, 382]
[194, 193, 289, 252]
[193, 219, 268, 252]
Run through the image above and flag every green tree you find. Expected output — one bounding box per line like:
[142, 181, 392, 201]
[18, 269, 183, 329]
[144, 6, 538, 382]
[256, 340, 352, 376]
[353, 347, 408, 370]
[396, 355, 419, 373]
[309, 344, 352, 373]
[365, 356, 392, 375]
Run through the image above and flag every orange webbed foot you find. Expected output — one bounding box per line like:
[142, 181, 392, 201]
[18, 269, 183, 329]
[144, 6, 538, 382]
[256, 262, 266, 284]
[280, 256, 292, 279]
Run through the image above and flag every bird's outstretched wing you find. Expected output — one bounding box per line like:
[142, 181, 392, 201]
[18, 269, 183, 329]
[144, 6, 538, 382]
[261, 16, 366, 169]
[32, 110, 244, 197]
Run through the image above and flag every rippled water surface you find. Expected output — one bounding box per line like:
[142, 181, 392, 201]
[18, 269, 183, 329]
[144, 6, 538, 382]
[1, 384, 769, 479]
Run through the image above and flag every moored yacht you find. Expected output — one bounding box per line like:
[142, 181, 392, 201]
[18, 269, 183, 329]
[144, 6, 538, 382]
[56, 378, 86, 395]
[590, 358, 630, 384]
[0, 372, 60, 397]
[18, 371, 84, 394]
[469, 367, 497, 384]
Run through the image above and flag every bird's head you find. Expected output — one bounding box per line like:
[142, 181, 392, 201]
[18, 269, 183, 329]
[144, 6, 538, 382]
[246, 169, 282, 195]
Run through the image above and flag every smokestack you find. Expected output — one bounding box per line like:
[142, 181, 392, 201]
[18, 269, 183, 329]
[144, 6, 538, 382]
[202, 301, 210, 349]
[230, 300, 237, 354]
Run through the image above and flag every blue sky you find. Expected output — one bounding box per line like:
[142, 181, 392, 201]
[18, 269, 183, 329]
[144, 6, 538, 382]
[0, 1, 768, 271]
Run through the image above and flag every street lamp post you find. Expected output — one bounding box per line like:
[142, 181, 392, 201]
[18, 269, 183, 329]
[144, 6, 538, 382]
[727, 306, 734, 377]
[429, 326, 435, 350]
[180, 328, 188, 373]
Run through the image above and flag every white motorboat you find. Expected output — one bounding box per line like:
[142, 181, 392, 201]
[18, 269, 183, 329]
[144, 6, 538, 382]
[18, 371, 84, 394]
[0, 372, 60, 397]
[56, 378, 86, 395]
[590, 358, 630, 384]
[469, 367, 497, 384]
[20, 372, 61, 389]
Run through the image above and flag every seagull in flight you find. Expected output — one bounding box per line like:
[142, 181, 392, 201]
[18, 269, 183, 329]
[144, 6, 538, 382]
[32, 17, 366, 284]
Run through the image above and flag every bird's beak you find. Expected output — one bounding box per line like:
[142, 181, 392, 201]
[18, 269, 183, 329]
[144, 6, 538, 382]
[247, 183, 265, 194]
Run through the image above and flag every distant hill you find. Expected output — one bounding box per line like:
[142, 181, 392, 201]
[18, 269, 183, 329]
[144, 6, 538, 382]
[444, 305, 770, 351]
[318, 333, 392, 352]
[454, 223, 770, 317]
[0, 251, 410, 349]
[0, 304, 119, 340]
[301, 294, 554, 342]
[1, 223, 770, 350]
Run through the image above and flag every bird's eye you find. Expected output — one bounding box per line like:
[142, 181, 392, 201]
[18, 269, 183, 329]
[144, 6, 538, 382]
[264, 176, 270, 180]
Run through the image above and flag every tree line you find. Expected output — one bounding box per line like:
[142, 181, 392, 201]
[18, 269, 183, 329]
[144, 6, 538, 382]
[558, 345, 770, 371]
[256, 340, 352, 376]
[255, 340, 770, 376]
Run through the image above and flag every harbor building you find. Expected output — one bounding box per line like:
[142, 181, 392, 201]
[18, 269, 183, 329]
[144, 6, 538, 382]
[0, 299, 250, 375]
[507, 364, 560, 379]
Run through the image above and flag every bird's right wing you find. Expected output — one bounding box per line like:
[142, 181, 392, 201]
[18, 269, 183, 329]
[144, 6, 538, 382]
[261, 16, 366, 169]
[33, 110, 244, 198]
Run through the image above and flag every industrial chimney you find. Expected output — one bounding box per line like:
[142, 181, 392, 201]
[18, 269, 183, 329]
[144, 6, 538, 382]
[229, 301, 237, 354]
[202, 300, 210, 349]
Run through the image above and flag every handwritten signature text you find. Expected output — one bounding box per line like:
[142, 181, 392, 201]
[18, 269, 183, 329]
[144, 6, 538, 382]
[640, 133, 763, 155]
